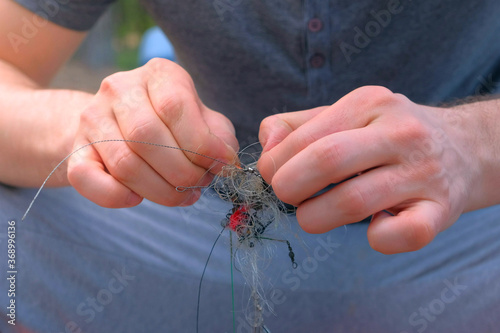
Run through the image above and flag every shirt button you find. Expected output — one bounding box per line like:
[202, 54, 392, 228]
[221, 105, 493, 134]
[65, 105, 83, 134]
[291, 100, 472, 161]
[309, 53, 325, 68]
[308, 18, 323, 32]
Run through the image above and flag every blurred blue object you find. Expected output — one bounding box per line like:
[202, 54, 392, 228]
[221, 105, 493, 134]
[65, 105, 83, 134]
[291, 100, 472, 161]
[138, 26, 176, 66]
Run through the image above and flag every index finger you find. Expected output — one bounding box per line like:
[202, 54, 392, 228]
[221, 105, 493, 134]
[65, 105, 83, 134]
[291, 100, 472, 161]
[145, 66, 238, 173]
[259, 106, 327, 153]
[257, 87, 391, 182]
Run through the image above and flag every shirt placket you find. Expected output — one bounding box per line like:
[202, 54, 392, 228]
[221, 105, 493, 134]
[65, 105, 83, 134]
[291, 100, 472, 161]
[305, 0, 331, 104]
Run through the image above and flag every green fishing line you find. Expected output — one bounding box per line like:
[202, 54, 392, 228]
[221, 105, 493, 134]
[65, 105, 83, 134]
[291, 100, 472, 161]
[230, 232, 236, 333]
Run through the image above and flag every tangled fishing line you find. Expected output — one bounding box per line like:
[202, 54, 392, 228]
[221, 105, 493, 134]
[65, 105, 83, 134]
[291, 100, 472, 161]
[21, 139, 298, 333]
[190, 161, 298, 333]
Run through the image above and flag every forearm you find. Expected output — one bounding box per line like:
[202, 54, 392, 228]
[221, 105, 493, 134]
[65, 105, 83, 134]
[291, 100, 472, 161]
[0, 60, 92, 187]
[451, 97, 500, 211]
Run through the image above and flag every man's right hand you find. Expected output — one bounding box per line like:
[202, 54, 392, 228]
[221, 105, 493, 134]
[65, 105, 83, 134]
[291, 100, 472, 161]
[67, 59, 239, 208]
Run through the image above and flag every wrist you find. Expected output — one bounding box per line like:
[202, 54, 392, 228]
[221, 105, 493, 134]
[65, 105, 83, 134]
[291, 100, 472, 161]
[1, 87, 92, 187]
[448, 98, 500, 211]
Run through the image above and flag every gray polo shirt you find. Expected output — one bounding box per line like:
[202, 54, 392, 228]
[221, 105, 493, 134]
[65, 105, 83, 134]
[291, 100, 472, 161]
[14, 0, 500, 142]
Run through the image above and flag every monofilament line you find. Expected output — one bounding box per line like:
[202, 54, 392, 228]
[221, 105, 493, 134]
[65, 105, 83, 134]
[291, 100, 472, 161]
[21, 139, 232, 221]
[196, 226, 226, 333]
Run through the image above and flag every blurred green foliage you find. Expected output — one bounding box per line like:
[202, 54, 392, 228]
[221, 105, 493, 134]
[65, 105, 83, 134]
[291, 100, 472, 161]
[114, 0, 155, 69]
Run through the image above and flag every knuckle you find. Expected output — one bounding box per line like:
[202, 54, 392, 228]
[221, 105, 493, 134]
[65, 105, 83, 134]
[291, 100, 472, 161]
[145, 58, 193, 84]
[81, 118, 117, 144]
[99, 73, 126, 96]
[404, 117, 430, 141]
[143, 58, 171, 84]
[381, 172, 401, 194]
[355, 85, 394, 97]
[145, 57, 168, 69]
[155, 88, 193, 124]
[107, 150, 137, 183]
[295, 129, 320, 148]
[125, 119, 155, 143]
[79, 106, 98, 126]
[351, 86, 395, 105]
[371, 91, 400, 109]
[390, 117, 430, 152]
[158, 94, 184, 122]
[314, 140, 344, 175]
[338, 184, 369, 219]
[188, 139, 221, 167]
[145, 57, 178, 74]
[79, 109, 109, 142]
[282, 131, 319, 161]
[142, 58, 196, 98]
[421, 159, 444, 179]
